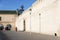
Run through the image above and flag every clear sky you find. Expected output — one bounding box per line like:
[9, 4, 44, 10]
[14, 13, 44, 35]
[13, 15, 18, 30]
[0, 0, 36, 10]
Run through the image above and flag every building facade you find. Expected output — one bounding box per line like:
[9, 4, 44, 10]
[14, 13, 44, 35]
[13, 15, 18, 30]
[0, 10, 17, 31]
[16, 0, 60, 36]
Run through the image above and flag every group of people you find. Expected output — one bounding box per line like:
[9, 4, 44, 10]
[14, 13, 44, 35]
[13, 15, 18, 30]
[0, 24, 11, 31]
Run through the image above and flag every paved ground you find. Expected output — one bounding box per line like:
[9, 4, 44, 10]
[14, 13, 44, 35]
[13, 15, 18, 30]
[0, 31, 60, 40]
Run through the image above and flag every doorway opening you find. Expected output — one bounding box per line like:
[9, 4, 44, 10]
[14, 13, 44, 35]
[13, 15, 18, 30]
[23, 20, 26, 31]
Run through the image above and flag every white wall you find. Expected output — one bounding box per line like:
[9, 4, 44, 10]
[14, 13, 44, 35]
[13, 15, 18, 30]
[40, 0, 60, 35]
[16, 0, 60, 36]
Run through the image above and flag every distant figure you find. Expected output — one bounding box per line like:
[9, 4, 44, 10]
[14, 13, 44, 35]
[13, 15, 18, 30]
[5, 27, 10, 30]
[54, 33, 57, 36]
[15, 27, 17, 31]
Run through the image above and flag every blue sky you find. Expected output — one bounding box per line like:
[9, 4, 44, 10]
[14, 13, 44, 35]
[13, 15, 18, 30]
[0, 0, 36, 10]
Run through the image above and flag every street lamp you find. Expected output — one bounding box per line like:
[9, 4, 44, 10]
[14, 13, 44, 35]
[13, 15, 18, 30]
[29, 8, 32, 36]
[16, 9, 19, 16]
[39, 13, 41, 33]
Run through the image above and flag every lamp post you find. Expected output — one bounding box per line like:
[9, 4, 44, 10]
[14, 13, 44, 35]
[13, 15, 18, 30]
[16, 9, 19, 16]
[39, 13, 41, 33]
[29, 8, 32, 36]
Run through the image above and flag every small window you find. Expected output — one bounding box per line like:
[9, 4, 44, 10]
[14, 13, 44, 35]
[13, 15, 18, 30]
[0, 17, 1, 21]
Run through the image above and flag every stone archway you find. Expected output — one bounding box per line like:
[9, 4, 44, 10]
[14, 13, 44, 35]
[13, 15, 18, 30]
[0, 24, 4, 30]
[5, 24, 12, 30]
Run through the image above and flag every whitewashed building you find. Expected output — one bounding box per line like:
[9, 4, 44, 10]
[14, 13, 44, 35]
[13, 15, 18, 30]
[16, 0, 60, 36]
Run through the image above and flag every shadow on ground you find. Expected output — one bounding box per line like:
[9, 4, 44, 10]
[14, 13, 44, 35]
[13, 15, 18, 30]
[0, 31, 60, 40]
[0, 31, 10, 40]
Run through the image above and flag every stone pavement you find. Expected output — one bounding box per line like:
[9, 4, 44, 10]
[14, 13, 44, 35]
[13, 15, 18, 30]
[0, 31, 60, 40]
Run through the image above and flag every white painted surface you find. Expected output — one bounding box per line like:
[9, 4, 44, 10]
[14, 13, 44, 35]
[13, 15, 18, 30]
[16, 0, 60, 36]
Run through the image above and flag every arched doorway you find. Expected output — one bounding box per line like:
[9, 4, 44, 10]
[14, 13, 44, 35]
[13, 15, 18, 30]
[23, 20, 26, 31]
[0, 24, 4, 30]
[5, 24, 12, 30]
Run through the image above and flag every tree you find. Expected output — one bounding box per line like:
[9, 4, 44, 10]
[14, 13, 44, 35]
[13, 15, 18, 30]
[17, 5, 24, 16]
